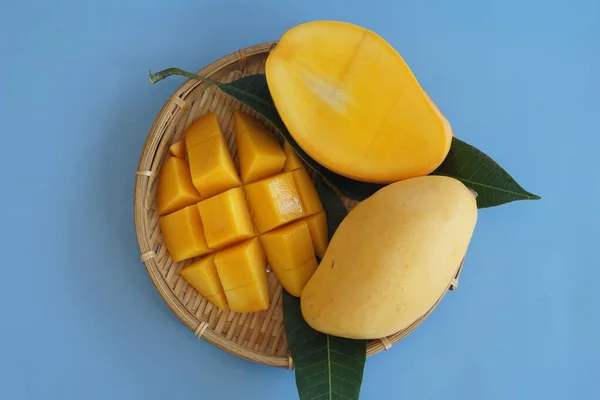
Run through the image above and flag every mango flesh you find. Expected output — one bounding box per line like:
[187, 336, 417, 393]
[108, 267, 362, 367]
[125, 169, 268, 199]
[156, 157, 202, 216]
[180, 255, 227, 309]
[266, 21, 452, 183]
[233, 110, 286, 183]
[156, 111, 327, 310]
[244, 171, 305, 233]
[196, 187, 255, 250]
[259, 219, 318, 296]
[159, 205, 211, 262]
[301, 176, 477, 339]
[169, 139, 186, 159]
[282, 142, 303, 172]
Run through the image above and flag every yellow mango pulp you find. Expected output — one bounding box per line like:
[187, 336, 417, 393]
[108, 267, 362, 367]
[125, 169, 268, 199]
[159, 205, 211, 262]
[196, 187, 255, 250]
[169, 139, 186, 159]
[244, 171, 305, 233]
[266, 21, 452, 183]
[225, 279, 270, 313]
[259, 220, 318, 296]
[282, 142, 304, 172]
[180, 255, 227, 309]
[306, 211, 328, 259]
[156, 157, 202, 216]
[187, 135, 241, 198]
[185, 112, 222, 149]
[234, 111, 286, 183]
[293, 167, 323, 216]
[214, 238, 270, 312]
[157, 112, 328, 311]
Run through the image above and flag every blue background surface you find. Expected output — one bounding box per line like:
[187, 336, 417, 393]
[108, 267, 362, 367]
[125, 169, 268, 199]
[1, 0, 598, 399]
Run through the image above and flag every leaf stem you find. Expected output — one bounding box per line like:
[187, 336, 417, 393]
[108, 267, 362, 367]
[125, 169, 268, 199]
[148, 67, 220, 86]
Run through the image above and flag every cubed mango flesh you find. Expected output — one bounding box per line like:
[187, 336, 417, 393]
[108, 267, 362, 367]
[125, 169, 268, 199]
[306, 211, 329, 259]
[187, 135, 241, 198]
[244, 171, 305, 233]
[282, 141, 304, 172]
[234, 111, 286, 183]
[159, 205, 211, 262]
[169, 139, 186, 159]
[225, 279, 270, 313]
[180, 255, 227, 309]
[259, 219, 318, 296]
[185, 112, 222, 149]
[156, 157, 202, 216]
[214, 238, 267, 291]
[196, 187, 254, 250]
[293, 167, 323, 216]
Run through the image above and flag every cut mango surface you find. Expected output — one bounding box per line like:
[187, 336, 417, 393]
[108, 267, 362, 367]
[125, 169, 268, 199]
[157, 111, 328, 310]
[244, 171, 305, 233]
[259, 220, 318, 296]
[169, 139, 186, 159]
[306, 211, 329, 259]
[282, 142, 304, 172]
[187, 135, 241, 198]
[180, 255, 227, 309]
[197, 187, 254, 250]
[156, 157, 202, 216]
[159, 205, 211, 262]
[234, 110, 286, 183]
[266, 20, 453, 183]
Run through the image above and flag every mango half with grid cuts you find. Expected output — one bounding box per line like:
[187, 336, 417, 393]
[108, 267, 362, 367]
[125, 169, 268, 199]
[157, 111, 328, 312]
[266, 20, 453, 183]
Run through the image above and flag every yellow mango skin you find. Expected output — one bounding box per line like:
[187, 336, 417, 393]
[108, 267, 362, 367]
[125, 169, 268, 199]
[282, 142, 304, 172]
[156, 157, 202, 216]
[159, 205, 211, 262]
[266, 21, 452, 183]
[169, 139, 186, 159]
[196, 187, 255, 250]
[180, 255, 227, 309]
[300, 176, 477, 339]
[306, 211, 328, 259]
[234, 111, 286, 183]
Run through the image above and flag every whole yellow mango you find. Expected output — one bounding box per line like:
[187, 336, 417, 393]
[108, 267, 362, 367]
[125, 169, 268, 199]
[300, 176, 477, 339]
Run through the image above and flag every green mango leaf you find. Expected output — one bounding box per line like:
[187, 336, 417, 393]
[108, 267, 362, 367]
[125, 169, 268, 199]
[149, 69, 540, 208]
[283, 176, 367, 400]
[149, 69, 381, 201]
[432, 138, 541, 208]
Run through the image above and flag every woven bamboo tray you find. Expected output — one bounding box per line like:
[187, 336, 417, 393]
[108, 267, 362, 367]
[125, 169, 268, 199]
[134, 41, 464, 369]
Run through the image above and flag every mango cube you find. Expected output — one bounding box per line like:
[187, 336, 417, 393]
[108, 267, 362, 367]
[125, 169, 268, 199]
[156, 157, 202, 216]
[270, 258, 318, 297]
[259, 219, 318, 296]
[293, 167, 323, 216]
[214, 238, 267, 291]
[196, 187, 255, 250]
[306, 211, 329, 259]
[282, 141, 304, 172]
[180, 255, 227, 309]
[234, 111, 286, 183]
[225, 279, 270, 313]
[185, 112, 222, 149]
[159, 205, 211, 262]
[187, 135, 241, 198]
[244, 172, 305, 233]
[169, 138, 186, 159]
